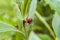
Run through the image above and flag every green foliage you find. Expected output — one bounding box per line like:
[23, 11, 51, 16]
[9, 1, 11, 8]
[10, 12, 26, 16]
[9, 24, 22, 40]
[52, 13, 60, 39]
[45, 0, 60, 14]
[29, 31, 41, 40]
[0, 32, 13, 40]
[38, 34, 52, 40]
[28, 0, 37, 19]
[0, 21, 23, 33]
[0, 0, 60, 40]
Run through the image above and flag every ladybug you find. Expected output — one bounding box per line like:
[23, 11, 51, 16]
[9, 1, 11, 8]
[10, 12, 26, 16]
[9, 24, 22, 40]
[26, 18, 32, 23]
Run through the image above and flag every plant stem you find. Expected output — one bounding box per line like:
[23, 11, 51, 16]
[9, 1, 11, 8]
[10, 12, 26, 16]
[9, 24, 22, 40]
[23, 23, 29, 40]
[35, 11, 55, 39]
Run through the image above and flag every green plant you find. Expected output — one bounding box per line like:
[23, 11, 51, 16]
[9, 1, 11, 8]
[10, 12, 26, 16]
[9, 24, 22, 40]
[0, 0, 60, 40]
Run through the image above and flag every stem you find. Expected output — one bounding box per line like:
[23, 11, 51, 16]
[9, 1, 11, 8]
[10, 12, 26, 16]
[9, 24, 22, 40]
[35, 11, 55, 39]
[23, 24, 27, 40]
[25, 28, 28, 40]
[23, 23, 29, 40]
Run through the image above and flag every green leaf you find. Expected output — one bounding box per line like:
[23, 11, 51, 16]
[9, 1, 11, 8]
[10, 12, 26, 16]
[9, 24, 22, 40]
[14, 3, 22, 20]
[52, 12, 60, 38]
[29, 31, 41, 40]
[45, 0, 60, 14]
[0, 32, 15, 40]
[13, 32, 25, 40]
[21, 0, 28, 18]
[0, 0, 18, 25]
[28, 0, 37, 19]
[0, 21, 24, 35]
[38, 34, 52, 40]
